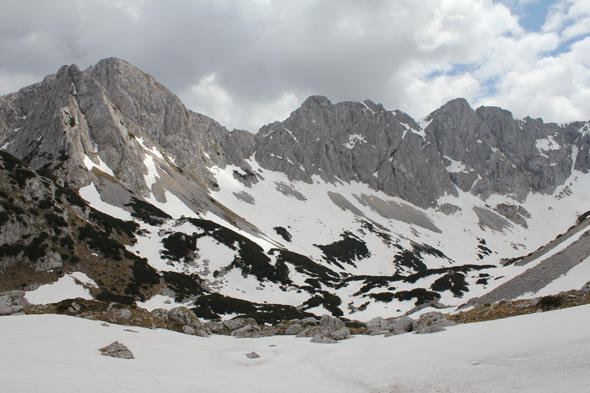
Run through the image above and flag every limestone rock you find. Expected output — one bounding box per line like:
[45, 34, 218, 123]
[100, 341, 134, 359]
[412, 312, 457, 334]
[311, 334, 336, 344]
[319, 314, 345, 329]
[0, 291, 29, 315]
[246, 351, 260, 359]
[167, 307, 210, 335]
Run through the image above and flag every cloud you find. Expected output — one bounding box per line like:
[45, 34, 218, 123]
[0, 0, 589, 132]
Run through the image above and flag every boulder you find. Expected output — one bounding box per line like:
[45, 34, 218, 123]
[311, 334, 336, 344]
[412, 312, 456, 334]
[319, 314, 345, 329]
[0, 291, 29, 315]
[100, 341, 134, 359]
[284, 324, 304, 335]
[331, 327, 351, 341]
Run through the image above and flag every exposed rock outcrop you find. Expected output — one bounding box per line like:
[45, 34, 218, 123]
[100, 341, 134, 359]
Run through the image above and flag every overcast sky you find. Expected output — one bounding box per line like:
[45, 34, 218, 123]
[1, 0, 589, 132]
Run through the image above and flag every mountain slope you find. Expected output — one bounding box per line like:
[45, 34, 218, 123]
[1, 57, 590, 321]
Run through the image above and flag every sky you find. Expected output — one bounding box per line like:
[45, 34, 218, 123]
[0, 0, 589, 132]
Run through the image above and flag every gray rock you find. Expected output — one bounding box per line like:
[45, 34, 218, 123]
[246, 351, 260, 359]
[331, 327, 351, 341]
[412, 312, 456, 334]
[0, 291, 29, 315]
[100, 341, 134, 359]
[390, 316, 414, 334]
[284, 324, 304, 335]
[300, 317, 318, 326]
[311, 334, 336, 344]
[116, 309, 131, 319]
[319, 314, 345, 329]
[580, 282, 590, 294]
[529, 298, 540, 307]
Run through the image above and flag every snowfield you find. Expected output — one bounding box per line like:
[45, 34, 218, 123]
[1, 305, 589, 393]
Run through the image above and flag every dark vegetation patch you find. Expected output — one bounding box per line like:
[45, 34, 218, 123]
[78, 223, 126, 261]
[161, 232, 197, 262]
[367, 292, 396, 303]
[162, 271, 205, 302]
[393, 250, 427, 272]
[315, 231, 370, 268]
[393, 242, 451, 273]
[124, 197, 171, 225]
[577, 209, 590, 224]
[430, 272, 469, 297]
[501, 256, 524, 266]
[0, 151, 24, 171]
[271, 249, 340, 283]
[273, 226, 292, 242]
[539, 295, 563, 309]
[302, 291, 343, 316]
[125, 259, 161, 300]
[192, 293, 316, 323]
[95, 291, 135, 305]
[360, 220, 393, 244]
[393, 288, 440, 305]
[89, 208, 138, 239]
[186, 218, 289, 284]
[477, 238, 493, 259]
[10, 168, 36, 187]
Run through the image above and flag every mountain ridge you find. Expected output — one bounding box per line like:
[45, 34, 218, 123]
[1, 57, 590, 321]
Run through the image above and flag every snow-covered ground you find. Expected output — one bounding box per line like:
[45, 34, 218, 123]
[1, 305, 589, 392]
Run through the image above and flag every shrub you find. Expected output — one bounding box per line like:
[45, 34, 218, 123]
[96, 291, 135, 305]
[539, 295, 562, 309]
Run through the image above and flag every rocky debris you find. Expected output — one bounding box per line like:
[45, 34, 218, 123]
[464, 231, 590, 308]
[581, 282, 590, 295]
[100, 341, 134, 359]
[412, 312, 457, 334]
[246, 351, 260, 359]
[0, 291, 29, 315]
[451, 287, 590, 324]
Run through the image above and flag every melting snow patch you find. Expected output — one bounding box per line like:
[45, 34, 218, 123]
[536, 136, 560, 152]
[444, 156, 469, 173]
[25, 274, 95, 304]
[344, 134, 367, 149]
[83, 155, 115, 177]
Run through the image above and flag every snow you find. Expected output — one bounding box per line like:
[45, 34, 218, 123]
[25, 273, 97, 305]
[535, 135, 561, 152]
[2, 305, 590, 392]
[83, 155, 115, 177]
[79, 183, 133, 221]
[343, 133, 367, 149]
[444, 155, 470, 173]
[136, 295, 187, 311]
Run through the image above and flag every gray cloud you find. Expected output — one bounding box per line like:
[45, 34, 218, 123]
[0, 0, 589, 132]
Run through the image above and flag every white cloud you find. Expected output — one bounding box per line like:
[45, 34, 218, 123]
[0, 0, 589, 130]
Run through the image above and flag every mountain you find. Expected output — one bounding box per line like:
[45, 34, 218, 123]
[1, 57, 590, 321]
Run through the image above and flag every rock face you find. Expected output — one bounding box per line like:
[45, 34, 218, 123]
[251, 96, 589, 208]
[2, 58, 588, 212]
